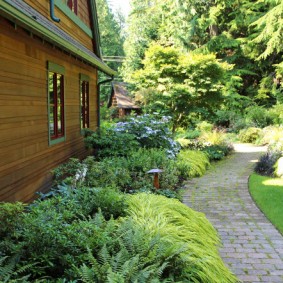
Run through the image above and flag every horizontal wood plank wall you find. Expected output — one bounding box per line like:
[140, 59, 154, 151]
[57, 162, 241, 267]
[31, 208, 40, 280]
[78, 0, 91, 27]
[23, 0, 93, 50]
[0, 18, 97, 202]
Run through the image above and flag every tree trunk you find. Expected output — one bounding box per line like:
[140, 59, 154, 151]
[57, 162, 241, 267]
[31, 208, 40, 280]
[209, 24, 218, 37]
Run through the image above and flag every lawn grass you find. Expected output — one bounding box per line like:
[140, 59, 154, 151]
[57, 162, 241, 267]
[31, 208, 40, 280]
[249, 173, 283, 234]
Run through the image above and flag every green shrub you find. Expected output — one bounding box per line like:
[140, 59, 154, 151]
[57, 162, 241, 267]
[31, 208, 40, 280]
[269, 104, 283, 125]
[183, 129, 201, 139]
[76, 219, 185, 283]
[199, 130, 227, 145]
[53, 149, 180, 193]
[156, 188, 183, 200]
[0, 202, 25, 238]
[176, 137, 192, 149]
[85, 115, 181, 159]
[1, 187, 125, 280]
[0, 255, 35, 283]
[114, 114, 181, 157]
[196, 121, 213, 132]
[176, 150, 210, 178]
[238, 127, 262, 143]
[126, 194, 238, 282]
[84, 126, 139, 159]
[203, 144, 234, 161]
[245, 106, 273, 128]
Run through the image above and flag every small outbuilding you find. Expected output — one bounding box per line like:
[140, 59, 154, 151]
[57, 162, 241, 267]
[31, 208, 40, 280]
[108, 82, 141, 118]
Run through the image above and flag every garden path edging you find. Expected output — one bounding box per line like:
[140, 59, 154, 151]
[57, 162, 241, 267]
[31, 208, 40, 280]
[183, 143, 283, 283]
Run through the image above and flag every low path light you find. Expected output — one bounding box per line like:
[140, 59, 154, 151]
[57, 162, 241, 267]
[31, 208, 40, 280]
[147, 168, 163, 189]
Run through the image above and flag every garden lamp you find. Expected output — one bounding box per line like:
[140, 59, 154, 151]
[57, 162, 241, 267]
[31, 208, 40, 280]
[147, 168, 163, 189]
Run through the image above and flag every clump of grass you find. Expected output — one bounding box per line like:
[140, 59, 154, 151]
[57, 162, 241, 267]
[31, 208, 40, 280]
[126, 193, 238, 283]
[176, 149, 210, 178]
[249, 173, 283, 234]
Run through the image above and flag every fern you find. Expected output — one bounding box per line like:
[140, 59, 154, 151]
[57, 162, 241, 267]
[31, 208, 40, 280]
[0, 255, 35, 283]
[77, 219, 184, 283]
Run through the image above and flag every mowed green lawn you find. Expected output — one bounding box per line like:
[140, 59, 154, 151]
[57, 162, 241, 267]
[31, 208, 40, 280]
[249, 173, 283, 234]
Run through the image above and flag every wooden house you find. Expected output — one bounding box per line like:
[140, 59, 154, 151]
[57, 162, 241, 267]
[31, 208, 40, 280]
[0, 0, 116, 202]
[108, 82, 141, 118]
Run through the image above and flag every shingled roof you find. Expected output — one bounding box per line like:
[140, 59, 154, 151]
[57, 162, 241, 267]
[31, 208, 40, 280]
[0, 0, 116, 76]
[108, 82, 140, 109]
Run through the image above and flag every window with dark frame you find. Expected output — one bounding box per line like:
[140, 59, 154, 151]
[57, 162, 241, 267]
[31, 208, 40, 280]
[67, 0, 78, 14]
[80, 80, 90, 129]
[48, 71, 65, 141]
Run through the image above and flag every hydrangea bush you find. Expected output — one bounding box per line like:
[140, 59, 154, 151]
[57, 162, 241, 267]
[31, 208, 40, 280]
[85, 115, 180, 159]
[114, 114, 180, 158]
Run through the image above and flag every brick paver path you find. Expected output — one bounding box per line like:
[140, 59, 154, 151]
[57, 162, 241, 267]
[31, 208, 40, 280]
[183, 143, 283, 283]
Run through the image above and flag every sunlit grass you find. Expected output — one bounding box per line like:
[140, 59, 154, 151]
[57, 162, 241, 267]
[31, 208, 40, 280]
[249, 173, 283, 234]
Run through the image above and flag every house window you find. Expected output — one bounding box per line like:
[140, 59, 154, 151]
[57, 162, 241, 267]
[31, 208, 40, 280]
[48, 62, 65, 145]
[67, 0, 78, 15]
[80, 74, 90, 129]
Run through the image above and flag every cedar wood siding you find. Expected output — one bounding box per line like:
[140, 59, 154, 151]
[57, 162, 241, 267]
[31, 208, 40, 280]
[23, 0, 93, 50]
[0, 1, 99, 202]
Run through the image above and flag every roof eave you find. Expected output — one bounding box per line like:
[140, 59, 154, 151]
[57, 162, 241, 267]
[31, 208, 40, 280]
[0, 0, 116, 76]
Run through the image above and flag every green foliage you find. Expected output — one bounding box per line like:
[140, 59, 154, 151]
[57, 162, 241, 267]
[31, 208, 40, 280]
[0, 186, 129, 280]
[131, 44, 231, 130]
[96, 0, 125, 72]
[238, 127, 262, 143]
[182, 129, 201, 140]
[199, 130, 227, 145]
[269, 104, 283, 124]
[126, 194, 238, 282]
[251, 0, 283, 60]
[245, 106, 273, 128]
[176, 150, 210, 178]
[84, 126, 139, 159]
[53, 149, 179, 193]
[114, 114, 180, 157]
[196, 121, 214, 133]
[122, 0, 283, 114]
[77, 220, 182, 283]
[0, 255, 34, 283]
[203, 145, 232, 161]
[0, 202, 25, 238]
[85, 115, 180, 159]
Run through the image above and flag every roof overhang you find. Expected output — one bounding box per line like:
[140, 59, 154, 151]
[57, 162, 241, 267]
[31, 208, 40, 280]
[0, 0, 117, 76]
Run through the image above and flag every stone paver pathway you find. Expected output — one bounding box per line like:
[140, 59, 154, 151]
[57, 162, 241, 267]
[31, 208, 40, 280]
[183, 143, 283, 283]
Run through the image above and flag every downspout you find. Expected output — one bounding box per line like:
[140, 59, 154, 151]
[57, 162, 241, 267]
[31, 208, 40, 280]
[97, 76, 114, 128]
[50, 0, 60, 23]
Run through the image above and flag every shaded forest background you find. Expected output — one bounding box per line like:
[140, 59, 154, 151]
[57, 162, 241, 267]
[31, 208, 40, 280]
[97, 0, 283, 130]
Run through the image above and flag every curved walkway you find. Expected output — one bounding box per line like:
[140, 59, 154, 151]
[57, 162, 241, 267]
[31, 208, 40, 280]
[183, 144, 283, 283]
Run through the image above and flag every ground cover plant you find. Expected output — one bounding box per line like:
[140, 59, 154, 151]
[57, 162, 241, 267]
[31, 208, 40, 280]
[249, 174, 283, 234]
[0, 189, 238, 282]
[53, 114, 215, 198]
[0, 113, 240, 282]
[52, 149, 181, 198]
[176, 123, 234, 161]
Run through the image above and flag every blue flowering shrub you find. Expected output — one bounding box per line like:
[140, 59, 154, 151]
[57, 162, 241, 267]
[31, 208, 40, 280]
[85, 114, 180, 159]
